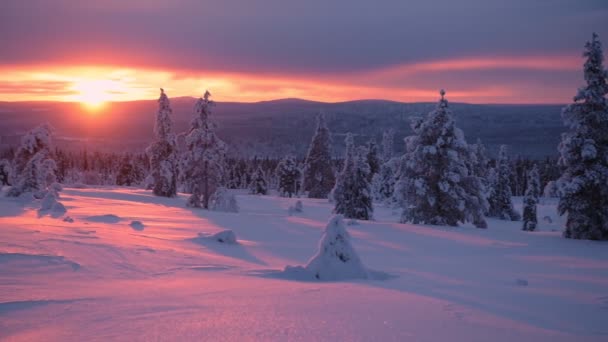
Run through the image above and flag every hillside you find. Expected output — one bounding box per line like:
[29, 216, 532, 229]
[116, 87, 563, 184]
[0, 98, 565, 158]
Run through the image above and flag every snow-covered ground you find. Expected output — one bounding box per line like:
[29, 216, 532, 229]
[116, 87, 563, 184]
[1, 187, 607, 341]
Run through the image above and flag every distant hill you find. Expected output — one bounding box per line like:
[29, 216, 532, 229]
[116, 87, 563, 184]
[0, 98, 565, 158]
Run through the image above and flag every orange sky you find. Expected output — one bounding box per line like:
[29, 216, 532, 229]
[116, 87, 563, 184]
[0, 54, 582, 105]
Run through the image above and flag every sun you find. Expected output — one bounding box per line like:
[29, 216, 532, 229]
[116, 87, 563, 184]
[72, 79, 114, 111]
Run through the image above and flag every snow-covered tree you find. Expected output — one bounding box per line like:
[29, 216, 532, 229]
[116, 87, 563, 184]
[181, 91, 227, 208]
[557, 33, 608, 240]
[371, 158, 398, 204]
[381, 129, 394, 163]
[488, 145, 521, 221]
[365, 138, 381, 182]
[471, 138, 490, 180]
[397, 90, 487, 228]
[332, 133, 373, 220]
[8, 124, 57, 197]
[302, 214, 368, 280]
[116, 155, 142, 186]
[146, 89, 178, 197]
[249, 166, 268, 195]
[522, 165, 540, 231]
[0, 159, 11, 186]
[275, 155, 301, 197]
[303, 112, 335, 198]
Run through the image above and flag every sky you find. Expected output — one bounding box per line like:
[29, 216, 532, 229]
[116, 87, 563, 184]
[1, 0, 607, 104]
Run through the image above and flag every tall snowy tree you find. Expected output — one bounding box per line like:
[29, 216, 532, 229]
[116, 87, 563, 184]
[381, 129, 394, 163]
[558, 33, 608, 240]
[522, 164, 541, 231]
[303, 112, 335, 198]
[365, 138, 381, 182]
[181, 91, 227, 209]
[332, 133, 373, 220]
[146, 89, 178, 197]
[488, 145, 521, 221]
[275, 155, 301, 197]
[8, 124, 57, 197]
[397, 90, 487, 228]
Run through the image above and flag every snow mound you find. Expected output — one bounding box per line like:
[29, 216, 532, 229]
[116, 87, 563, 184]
[38, 191, 66, 217]
[129, 220, 145, 231]
[209, 187, 239, 213]
[281, 215, 369, 281]
[288, 200, 304, 215]
[85, 214, 121, 224]
[196, 230, 238, 244]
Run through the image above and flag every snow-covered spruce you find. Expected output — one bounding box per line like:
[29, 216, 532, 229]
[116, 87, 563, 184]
[522, 165, 541, 231]
[181, 91, 227, 209]
[146, 89, 178, 197]
[8, 124, 57, 198]
[332, 133, 373, 220]
[397, 90, 487, 228]
[371, 157, 398, 205]
[209, 187, 239, 213]
[285, 215, 368, 281]
[381, 129, 394, 163]
[303, 112, 335, 199]
[248, 166, 268, 195]
[364, 138, 381, 182]
[488, 145, 521, 221]
[470, 138, 491, 200]
[558, 33, 608, 240]
[275, 155, 301, 198]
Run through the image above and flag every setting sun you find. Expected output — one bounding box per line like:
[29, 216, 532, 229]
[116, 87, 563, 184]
[71, 79, 117, 110]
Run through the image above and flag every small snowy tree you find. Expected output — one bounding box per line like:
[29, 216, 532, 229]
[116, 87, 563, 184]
[332, 133, 373, 220]
[209, 187, 239, 213]
[181, 91, 227, 208]
[558, 33, 608, 240]
[146, 89, 178, 197]
[381, 129, 394, 163]
[488, 145, 521, 221]
[371, 158, 398, 204]
[397, 90, 487, 228]
[365, 138, 381, 182]
[249, 166, 268, 195]
[303, 112, 335, 198]
[522, 165, 541, 231]
[8, 124, 57, 197]
[303, 214, 368, 280]
[275, 155, 301, 197]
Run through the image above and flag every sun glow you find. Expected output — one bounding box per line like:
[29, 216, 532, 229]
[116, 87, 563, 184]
[71, 79, 117, 110]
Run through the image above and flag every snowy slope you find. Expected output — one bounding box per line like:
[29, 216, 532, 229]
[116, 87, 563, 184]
[1, 188, 607, 341]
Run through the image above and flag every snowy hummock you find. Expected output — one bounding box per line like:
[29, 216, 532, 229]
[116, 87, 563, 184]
[196, 229, 238, 244]
[283, 215, 369, 281]
[1, 187, 608, 341]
